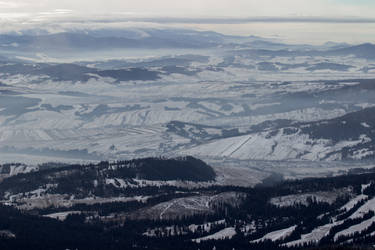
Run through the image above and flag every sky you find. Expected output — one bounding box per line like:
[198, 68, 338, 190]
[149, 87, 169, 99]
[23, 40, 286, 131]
[0, 0, 374, 17]
[1, 0, 375, 44]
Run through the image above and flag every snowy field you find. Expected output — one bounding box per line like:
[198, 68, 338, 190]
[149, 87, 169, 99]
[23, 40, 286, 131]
[1, 49, 375, 164]
[1, 40, 375, 190]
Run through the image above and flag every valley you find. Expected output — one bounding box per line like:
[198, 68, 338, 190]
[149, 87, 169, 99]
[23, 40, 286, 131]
[1, 28, 375, 249]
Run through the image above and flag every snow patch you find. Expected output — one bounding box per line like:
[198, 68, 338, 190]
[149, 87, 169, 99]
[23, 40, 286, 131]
[334, 216, 375, 241]
[285, 221, 342, 247]
[44, 211, 81, 221]
[252, 225, 296, 243]
[361, 122, 371, 128]
[193, 227, 236, 243]
[349, 197, 375, 219]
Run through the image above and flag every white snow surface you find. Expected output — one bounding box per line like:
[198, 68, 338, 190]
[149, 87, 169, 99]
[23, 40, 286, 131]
[270, 189, 347, 208]
[361, 122, 371, 128]
[339, 194, 368, 212]
[44, 211, 81, 221]
[285, 221, 343, 247]
[0, 230, 16, 239]
[192, 227, 237, 243]
[349, 197, 375, 219]
[334, 216, 375, 241]
[182, 130, 369, 161]
[188, 220, 226, 233]
[1, 52, 375, 163]
[362, 183, 373, 193]
[143, 219, 226, 237]
[252, 225, 297, 243]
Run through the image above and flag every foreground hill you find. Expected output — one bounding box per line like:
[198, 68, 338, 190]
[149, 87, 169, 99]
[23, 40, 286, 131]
[0, 157, 374, 249]
[0, 156, 216, 205]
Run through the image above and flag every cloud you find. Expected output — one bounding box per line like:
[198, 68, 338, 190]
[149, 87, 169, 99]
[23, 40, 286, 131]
[0, 0, 375, 17]
[0, 1, 22, 8]
[101, 16, 375, 24]
[0, 0, 374, 45]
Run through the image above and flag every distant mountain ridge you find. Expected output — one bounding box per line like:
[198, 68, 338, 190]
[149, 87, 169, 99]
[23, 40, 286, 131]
[328, 43, 375, 59]
[0, 29, 225, 51]
[1, 28, 372, 55]
[232, 42, 375, 59]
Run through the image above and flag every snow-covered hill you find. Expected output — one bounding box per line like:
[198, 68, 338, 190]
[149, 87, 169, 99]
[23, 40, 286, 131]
[183, 107, 375, 161]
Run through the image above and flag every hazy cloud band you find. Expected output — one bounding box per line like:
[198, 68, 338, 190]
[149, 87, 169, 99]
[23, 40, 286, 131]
[111, 16, 375, 24]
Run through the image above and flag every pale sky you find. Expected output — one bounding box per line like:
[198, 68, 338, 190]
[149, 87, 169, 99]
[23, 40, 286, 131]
[1, 0, 375, 18]
[1, 0, 375, 44]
